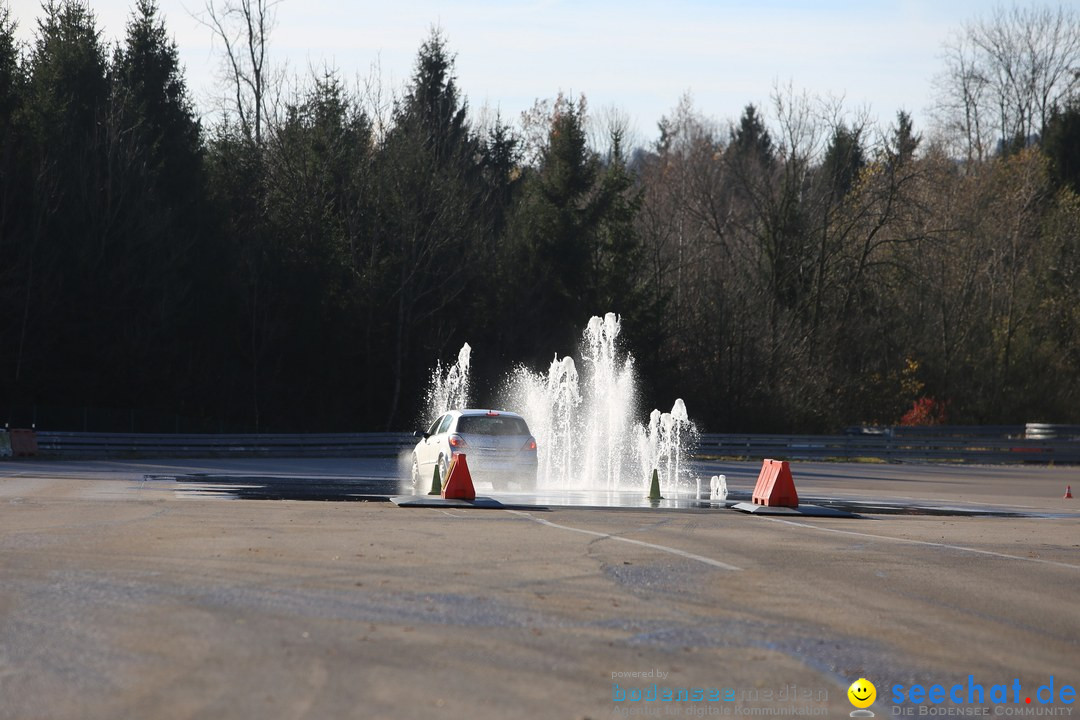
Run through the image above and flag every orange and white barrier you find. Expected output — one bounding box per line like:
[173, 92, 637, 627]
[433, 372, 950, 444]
[751, 458, 799, 508]
[9, 429, 38, 457]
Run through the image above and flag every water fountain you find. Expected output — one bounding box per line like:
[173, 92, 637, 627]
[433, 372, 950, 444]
[422, 313, 698, 497]
[635, 398, 699, 494]
[424, 342, 471, 423]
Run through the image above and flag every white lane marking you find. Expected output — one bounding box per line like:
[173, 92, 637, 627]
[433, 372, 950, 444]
[506, 510, 742, 571]
[759, 516, 1080, 571]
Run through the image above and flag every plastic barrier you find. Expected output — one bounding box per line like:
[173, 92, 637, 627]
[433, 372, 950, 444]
[0, 430, 11, 458]
[9, 429, 38, 457]
[751, 458, 799, 508]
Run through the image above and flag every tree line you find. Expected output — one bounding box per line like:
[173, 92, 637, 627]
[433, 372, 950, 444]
[1, 0, 1078, 433]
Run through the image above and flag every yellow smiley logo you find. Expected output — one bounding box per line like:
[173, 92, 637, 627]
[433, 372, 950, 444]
[848, 678, 877, 709]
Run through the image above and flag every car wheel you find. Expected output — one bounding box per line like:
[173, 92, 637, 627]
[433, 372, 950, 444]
[438, 455, 450, 485]
[410, 455, 421, 490]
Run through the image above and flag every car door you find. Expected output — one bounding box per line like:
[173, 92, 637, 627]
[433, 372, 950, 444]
[417, 414, 447, 473]
[414, 414, 449, 474]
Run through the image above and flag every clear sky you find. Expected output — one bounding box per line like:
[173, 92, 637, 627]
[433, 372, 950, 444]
[6, 0, 1050, 144]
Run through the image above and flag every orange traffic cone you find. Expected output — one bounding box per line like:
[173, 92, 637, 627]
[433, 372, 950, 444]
[1065, 485, 1073, 499]
[442, 453, 476, 501]
[751, 459, 799, 508]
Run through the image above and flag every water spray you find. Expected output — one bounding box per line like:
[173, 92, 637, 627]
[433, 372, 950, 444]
[425, 343, 471, 422]
[424, 314, 698, 495]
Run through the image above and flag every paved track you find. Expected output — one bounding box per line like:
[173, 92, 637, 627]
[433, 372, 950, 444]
[1, 458, 1077, 719]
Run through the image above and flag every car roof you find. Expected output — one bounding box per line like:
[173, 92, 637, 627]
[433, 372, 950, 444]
[452, 408, 524, 419]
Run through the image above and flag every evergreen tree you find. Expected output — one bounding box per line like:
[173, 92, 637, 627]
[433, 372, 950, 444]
[730, 103, 774, 167]
[0, 1, 19, 127]
[21, 0, 111, 406]
[261, 71, 377, 428]
[109, 0, 207, 416]
[1043, 102, 1080, 194]
[26, 1, 108, 146]
[376, 29, 486, 427]
[822, 123, 866, 197]
[887, 110, 920, 167]
[502, 94, 598, 359]
[203, 118, 270, 429]
[0, 1, 27, 409]
[501, 95, 652, 364]
[113, 0, 201, 204]
[400, 29, 469, 162]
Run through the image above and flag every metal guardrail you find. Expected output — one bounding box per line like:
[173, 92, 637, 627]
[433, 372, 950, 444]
[32, 431, 415, 459]
[847, 424, 1080, 439]
[3, 429, 1078, 464]
[698, 433, 1080, 464]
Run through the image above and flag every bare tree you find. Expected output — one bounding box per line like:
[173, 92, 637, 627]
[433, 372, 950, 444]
[588, 102, 639, 160]
[198, 0, 278, 144]
[357, 54, 396, 144]
[518, 96, 555, 168]
[934, 34, 989, 163]
[933, 4, 1080, 161]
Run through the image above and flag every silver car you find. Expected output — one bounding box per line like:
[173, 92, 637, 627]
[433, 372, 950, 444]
[412, 409, 538, 491]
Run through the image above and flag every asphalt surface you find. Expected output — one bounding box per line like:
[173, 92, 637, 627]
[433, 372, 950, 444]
[1, 457, 1078, 719]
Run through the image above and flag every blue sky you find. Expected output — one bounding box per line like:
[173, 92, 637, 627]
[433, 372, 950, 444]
[7, 0, 1042, 143]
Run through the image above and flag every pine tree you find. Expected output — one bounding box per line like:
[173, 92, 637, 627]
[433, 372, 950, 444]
[113, 0, 202, 203]
[731, 103, 774, 168]
[822, 123, 865, 197]
[1043, 102, 1080, 194]
[22, 0, 112, 404]
[0, 1, 28, 405]
[109, 0, 207, 414]
[887, 110, 920, 167]
[376, 29, 486, 427]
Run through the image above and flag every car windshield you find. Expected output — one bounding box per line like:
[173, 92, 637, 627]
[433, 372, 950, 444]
[455, 415, 529, 436]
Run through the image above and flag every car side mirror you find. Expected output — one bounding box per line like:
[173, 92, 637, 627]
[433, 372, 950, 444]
[413, 430, 428, 439]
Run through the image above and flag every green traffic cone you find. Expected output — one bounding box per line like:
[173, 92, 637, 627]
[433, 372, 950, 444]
[648, 468, 663, 500]
[428, 464, 442, 495]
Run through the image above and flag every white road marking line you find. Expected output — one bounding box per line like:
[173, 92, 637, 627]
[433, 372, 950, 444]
[507, 510, 742, 571]
[760, 516, 1080, 571]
